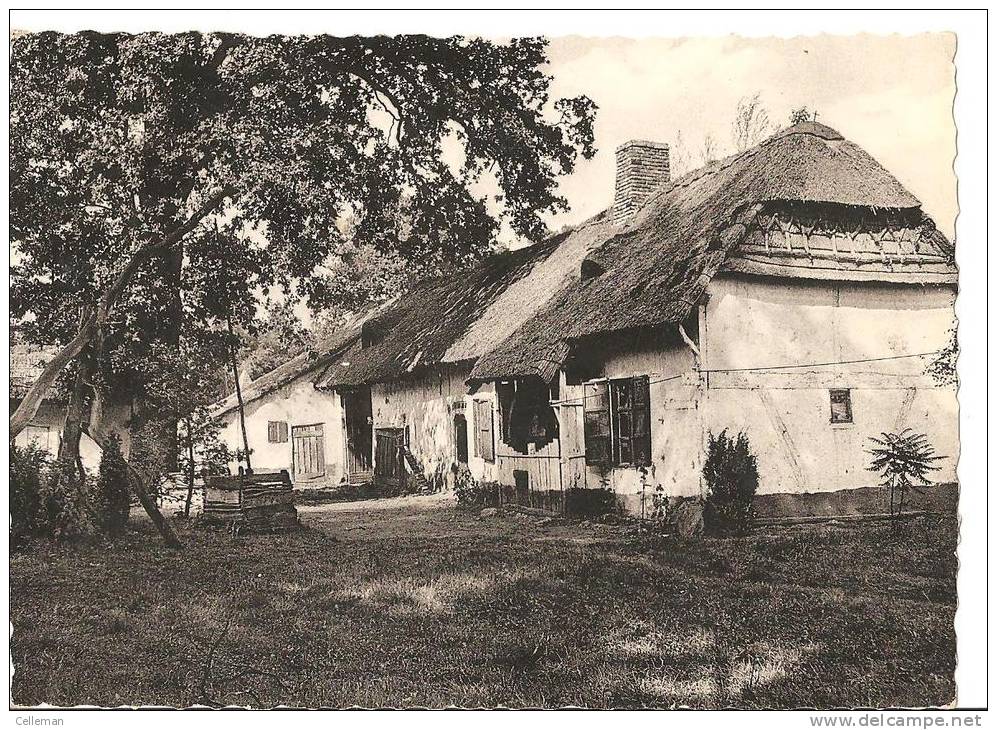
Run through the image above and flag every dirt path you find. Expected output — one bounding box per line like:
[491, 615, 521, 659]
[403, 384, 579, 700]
[296, 491, 455, 515]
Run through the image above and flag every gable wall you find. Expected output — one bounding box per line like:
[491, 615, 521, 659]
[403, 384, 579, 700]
[701, 274, 958, 494]
[218, 372, 345, 487]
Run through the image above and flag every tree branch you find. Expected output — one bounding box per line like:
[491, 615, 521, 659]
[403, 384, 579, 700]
[9, 188, 234, 550]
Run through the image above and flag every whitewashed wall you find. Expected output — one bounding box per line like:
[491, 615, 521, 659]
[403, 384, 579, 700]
[14, 400, 128, 472]
[371, 363, 473, 486]
[702, 274, 958, 494]
[580, 340, 702, 514]
[217, 372, 345, 487]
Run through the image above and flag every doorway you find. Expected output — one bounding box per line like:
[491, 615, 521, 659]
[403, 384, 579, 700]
[374, 427, 405, 489]
[342, 387, 373, 483]
[454, 414, 469, 464]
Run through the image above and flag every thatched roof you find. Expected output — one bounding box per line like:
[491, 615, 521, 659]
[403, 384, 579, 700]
[256, 121, 953, 391]
[212, 313, 368, 417]
[469, 122, 954, 382]
[316, 221, 608, 389]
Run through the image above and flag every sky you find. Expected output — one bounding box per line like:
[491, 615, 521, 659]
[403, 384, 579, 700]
[539, 33, 957, 239]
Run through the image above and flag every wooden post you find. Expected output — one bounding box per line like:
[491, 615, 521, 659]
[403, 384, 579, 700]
[227, 313, 252, 472]
[184, 420, 195, 518]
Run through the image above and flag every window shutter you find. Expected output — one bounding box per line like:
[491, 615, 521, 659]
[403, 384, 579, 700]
[269, 421, 289, 443]
[633, 375, 652, 467]
[474, 400, 495, 462]
[583, 381, 611, 466]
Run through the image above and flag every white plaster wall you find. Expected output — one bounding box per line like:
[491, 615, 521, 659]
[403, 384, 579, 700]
[702, 275, 958, 494]
[589, 341, 702, 514]
[371, 363, 473, 485]
[14, 401, 109, 473]
[217, 373, 345, 487]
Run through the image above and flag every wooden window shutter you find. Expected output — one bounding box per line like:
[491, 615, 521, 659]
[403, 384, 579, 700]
[269, 421, 289, 443]
[583, 380, 611, 466]
[473, 400, 495, 462]
[632, 375, 652, 467]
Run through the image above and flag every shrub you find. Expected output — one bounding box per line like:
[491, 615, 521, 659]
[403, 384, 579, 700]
[565, 487, 620, 519]
[95, 433, 131, 538]
[453, 464, 481, 505]
[702, 429, 759, 536]
[866, 429, 944, 527]
[10, 442, 96, 544]
[40, 458, 93, 541]
[10, 443, 48, 545]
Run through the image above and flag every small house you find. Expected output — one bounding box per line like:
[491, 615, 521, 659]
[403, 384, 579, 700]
[10, 343, 108, 468]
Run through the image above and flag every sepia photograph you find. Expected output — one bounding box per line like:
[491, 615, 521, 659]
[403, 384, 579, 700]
[6, 8, 988, 718]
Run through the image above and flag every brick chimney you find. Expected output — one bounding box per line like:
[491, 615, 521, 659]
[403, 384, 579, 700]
[612, 140, 670, 227]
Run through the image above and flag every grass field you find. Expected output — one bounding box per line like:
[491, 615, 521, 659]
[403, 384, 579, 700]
[10, 495, 957, 709]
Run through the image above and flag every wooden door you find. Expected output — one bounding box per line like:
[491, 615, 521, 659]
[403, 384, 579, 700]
[559, 402, 587, 490]
[453, 414, 469, 464]
[374, 427, 404, 487]
[343, 388, 373, 478]
[292, 423, 325, 482]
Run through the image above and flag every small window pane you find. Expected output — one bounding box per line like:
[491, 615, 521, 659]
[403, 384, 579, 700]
[617, 438, 633, 465]
[617, 414, 632, 439]
[614, 381, 632, 409]
[585, 382, 609, 412]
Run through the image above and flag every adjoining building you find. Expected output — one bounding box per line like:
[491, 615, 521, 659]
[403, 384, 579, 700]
[10, 343, 107, 468]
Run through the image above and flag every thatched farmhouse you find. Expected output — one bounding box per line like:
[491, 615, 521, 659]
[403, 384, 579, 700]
[218, 121, 958, 514]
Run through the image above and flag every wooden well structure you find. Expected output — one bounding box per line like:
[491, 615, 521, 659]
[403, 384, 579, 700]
[201, 469, 300, 533]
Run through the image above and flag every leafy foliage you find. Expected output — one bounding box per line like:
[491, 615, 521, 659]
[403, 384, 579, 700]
[925, 327, 958, 387]
[866, 429, 944, 523]
[702, 430, 759, 535]
[95, 433, 131, 538]
[40, 458, 94, 542]
[10, 443, 49, 547]
[10, 32, 597, 489]
[789, 106, 812, 125]
[10, 31, 597, 343]
[11, 443, 96, 544]
[453, 464, 482, 505]
[564, 487, 620, 519]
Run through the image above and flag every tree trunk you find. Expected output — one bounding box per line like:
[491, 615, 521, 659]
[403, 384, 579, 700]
[11, 318, 96, 439]
[58, 347, 94, 481]
[85, 420, 182, 549]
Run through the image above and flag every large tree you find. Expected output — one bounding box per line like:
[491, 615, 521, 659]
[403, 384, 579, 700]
[10, 32, 596, 546]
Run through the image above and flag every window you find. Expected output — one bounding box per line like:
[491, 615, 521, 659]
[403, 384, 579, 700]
[268, 420, 289, 443]
[584, 376, 651, 467]
[473, 399, 495, 462]
[497, 379, 558, 454]
[829, 389, 853, 424]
